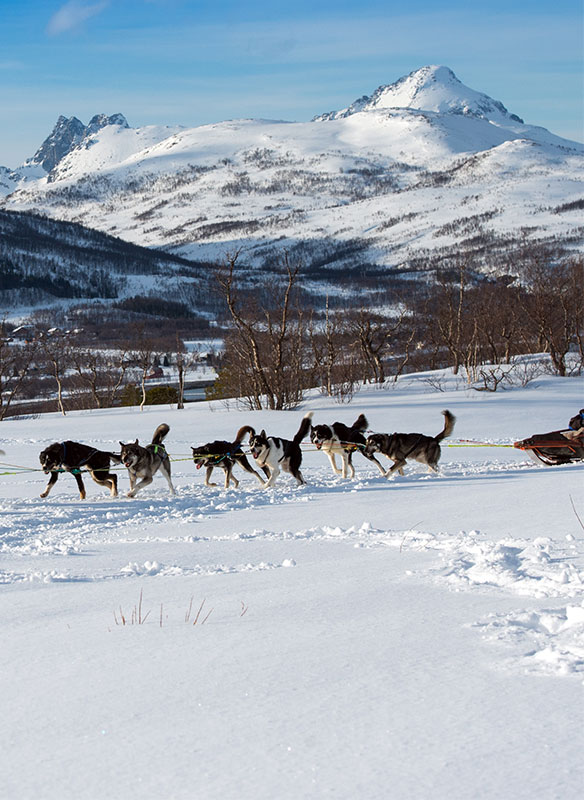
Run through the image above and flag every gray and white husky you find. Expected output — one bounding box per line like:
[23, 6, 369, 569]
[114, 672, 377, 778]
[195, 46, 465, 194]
[119, 423, 175, 497]
[243, 412, 313, 488]
[364, 410, 456, 477]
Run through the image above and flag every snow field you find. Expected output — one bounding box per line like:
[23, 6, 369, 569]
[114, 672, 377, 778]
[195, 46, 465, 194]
[0, 367, 583, 799]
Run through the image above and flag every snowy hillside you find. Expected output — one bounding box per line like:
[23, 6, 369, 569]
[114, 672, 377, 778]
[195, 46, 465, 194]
[1, 367, 583, 799]
[0, 208, 217, 314]
[2, 66, 582, 284]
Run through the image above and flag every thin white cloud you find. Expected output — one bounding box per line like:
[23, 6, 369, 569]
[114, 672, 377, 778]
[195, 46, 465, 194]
[46, 1, 109, 36]
[0, 60, 26, 70]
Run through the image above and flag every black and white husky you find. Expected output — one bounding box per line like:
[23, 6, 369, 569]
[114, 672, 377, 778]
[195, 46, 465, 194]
[364, 410, 456, 477]
[244, 412, 313, 488]
[310, 413, 386, 479]
[191, 426, 268, 489]
[119, 423, 175, 497]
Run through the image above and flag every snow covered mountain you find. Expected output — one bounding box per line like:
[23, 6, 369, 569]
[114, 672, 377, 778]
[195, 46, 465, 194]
[1, 66, 582, 302]
[315, 65, 526, 124]
[30, 113, 130, 172]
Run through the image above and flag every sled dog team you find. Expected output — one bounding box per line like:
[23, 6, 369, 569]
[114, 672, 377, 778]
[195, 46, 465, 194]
[38, 410, 458, 500]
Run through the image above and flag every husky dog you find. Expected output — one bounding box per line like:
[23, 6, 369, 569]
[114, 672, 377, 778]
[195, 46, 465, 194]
[364, 410, 456, 477]
[119, 423, 175, 497]
[191, 426, 268, 489]
[310, 413, 386, 479]
[244, 412, 313, 488]
[39, 441, 121, 499]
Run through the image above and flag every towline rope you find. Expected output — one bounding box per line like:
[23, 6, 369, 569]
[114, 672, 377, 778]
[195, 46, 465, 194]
[446, 439, 515, 448]
[1, 435, 581, 477]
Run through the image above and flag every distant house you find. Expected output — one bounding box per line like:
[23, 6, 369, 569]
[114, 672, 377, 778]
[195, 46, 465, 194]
[145, 366, 164, 380]
[11, 325, 34, 340]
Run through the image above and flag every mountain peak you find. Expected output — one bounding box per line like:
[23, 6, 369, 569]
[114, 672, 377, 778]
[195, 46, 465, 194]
[86, 113, 129, 135]
[29, 113, 131, 172]
[315, 65, 524, 125]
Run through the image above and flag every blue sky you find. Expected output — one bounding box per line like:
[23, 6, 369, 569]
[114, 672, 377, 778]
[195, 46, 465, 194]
[1, 0, 582, 166]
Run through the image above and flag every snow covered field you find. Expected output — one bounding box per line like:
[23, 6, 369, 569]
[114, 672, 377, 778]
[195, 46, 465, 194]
[1, 367, 583, 799]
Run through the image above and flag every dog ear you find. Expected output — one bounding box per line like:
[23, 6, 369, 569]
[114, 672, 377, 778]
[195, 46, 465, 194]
[260, 430, 266, 438]
[119, 441, 124, 448]
[134, 439, 139, 445]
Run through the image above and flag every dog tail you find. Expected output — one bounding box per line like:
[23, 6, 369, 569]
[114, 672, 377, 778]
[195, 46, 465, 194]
[234, 425, 255, 445]
[151, 423, 170, 445]
[293, 412, 314, 446]
[435, 410, 455, 442]
[350, 413, 368, 433]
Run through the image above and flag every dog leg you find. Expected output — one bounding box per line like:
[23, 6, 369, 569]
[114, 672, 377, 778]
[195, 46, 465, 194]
[89, 470, 118, 497]
[263, 465, 279, 488]
[385, 460, 406, 478]
[346, 451, 356, 480]
[340, 452, 348, 479]
[253, 471, 267, 486]
[72, 471, 87, 500]
[367, 454, 387, 476]
[127, 476, 153, 497]
[291, 468, 305, 486]
[40, 471, 59, 498]
[160, 461, 176, 495]
[237, 454, 266, 486]
[327, 452, 342, 476]
[224, 465, 239, 489]
[204, 466, 218, 487]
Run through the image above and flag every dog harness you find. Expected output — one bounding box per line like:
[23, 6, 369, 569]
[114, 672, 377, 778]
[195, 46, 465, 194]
[59, 443, 98, 474]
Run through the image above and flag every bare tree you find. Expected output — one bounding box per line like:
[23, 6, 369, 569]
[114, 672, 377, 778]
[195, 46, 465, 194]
[309, 298, 357, 402]
[433, 263, 468, 375]
[69, 346, 131, 408]
[0, 326, 38, 420]
[128, 326, 160, 411]
[519, 256, 583, 376]
[215, 252, 307, 409]
[39, 331, 73, 416]
[174, 334, 202, 409]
